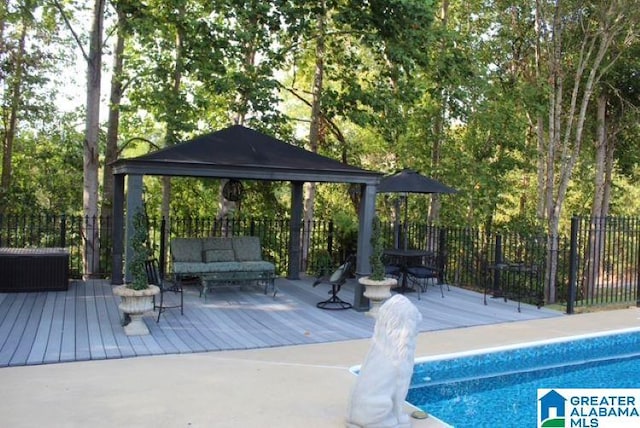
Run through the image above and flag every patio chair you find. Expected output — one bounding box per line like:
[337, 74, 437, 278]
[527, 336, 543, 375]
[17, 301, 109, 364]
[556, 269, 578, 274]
[312, 255, 355, 310]
[406, 266, 444, 298]
[384, 264, 402, 279]
[145, 258, 184, 322]
[405, 252, 449, 299]
[383, 254, 402, 281]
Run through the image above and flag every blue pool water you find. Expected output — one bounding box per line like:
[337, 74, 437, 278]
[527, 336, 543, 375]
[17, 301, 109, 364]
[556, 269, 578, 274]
[406, 328, 640, 428]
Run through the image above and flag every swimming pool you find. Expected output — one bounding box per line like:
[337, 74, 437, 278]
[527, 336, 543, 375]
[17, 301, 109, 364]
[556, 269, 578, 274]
[406, 328, 640, 427]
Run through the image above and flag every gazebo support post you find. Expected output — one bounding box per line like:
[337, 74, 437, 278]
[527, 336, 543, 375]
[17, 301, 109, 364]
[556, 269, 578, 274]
[353, 183, 377, 311]
[288, 181, 304, 280]
[124, 174, 143, 284]
[111, 173, 125, 285]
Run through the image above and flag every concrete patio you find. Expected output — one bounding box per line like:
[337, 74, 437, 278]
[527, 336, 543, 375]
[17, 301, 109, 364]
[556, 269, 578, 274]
[0, 304, 638, 428]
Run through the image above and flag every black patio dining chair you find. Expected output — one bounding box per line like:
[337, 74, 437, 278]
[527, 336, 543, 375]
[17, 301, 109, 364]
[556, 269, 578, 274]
[383, 254, 402, 282]
[405, 252, 450, 299]
[312, 254, 355, 310]
[145, 258, 184, 322]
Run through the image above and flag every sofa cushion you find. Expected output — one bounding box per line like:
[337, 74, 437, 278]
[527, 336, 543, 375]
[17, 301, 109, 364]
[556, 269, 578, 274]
[173, 260, 275, 275]
[239, 261, 275, 273]
[202, 237, 233, 251]
[232, 236, 263, 261]
[171, 238, 203, 262]
[203, 249, 235, 263]
[173, 261, 211, 274]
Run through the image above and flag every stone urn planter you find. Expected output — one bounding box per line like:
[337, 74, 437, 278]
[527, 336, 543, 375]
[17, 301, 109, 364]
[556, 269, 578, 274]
[359, 276, 397, 317]
[359, 215, 397, 317]
[114, 206, 159, 336]
[113, 284, 160, 335]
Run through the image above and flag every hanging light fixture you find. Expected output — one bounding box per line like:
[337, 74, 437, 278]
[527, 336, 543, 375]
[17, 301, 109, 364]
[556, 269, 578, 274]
[222, 179, 244, 202]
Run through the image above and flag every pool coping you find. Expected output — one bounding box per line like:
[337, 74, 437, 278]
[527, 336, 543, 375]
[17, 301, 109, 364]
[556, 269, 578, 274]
[414, 325, 640, 364]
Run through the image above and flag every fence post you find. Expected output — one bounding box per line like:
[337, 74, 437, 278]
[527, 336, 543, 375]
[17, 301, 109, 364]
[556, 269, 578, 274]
[438, 227, 447, 283]
[60, 214, 66, 248]
[636, 219, 640, 307]
[159, 217, 166, 279]
[327, 220, 334, 256]
[493, 234, 503, 295]
[567, 216, 579, 314]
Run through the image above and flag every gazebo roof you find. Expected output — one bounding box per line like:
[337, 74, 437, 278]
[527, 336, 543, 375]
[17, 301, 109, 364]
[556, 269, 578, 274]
[111, 125, 380, 184]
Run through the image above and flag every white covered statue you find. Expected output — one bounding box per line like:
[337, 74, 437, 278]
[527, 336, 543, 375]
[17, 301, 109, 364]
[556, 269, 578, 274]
[346, 294, 423, 428]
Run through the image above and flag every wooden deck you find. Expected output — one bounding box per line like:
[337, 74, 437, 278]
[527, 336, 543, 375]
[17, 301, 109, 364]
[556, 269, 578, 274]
[0, 277, 562, 367]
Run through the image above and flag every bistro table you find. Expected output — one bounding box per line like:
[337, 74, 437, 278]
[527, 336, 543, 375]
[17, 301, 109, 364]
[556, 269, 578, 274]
[383, 249, 433, 293]
[486, 262, 540, 312]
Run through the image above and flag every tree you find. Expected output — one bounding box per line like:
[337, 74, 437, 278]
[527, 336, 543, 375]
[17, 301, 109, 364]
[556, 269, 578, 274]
[101, 0, 127, 216]
[53, 0, 106, 277]
[0, 1, 27, 212]
[1, 1, 68, 214]
[535, 0, 640, 302]
[83, 0, 105, 277]
[299, 1, 325, 270]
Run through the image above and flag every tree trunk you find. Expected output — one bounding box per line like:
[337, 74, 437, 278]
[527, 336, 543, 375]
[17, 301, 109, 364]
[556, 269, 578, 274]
[83, 0, 105, 278]
[583, 94, 608, 300]
[602, 127, 614, 218]
[428, 0, 449, 223]
[303, 2, 325, 270]
[534, 0, 547, 220]
[161, 7, 185, 246]
[218, 10, 260, 228]
[592, 94, 607, 219]
[102, 5, 126, 217]
[0, 18, 26, 213]
[535, 114, 547, 219]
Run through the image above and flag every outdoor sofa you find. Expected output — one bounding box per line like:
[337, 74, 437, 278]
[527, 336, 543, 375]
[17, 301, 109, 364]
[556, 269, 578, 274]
[170, 236, 276, 298]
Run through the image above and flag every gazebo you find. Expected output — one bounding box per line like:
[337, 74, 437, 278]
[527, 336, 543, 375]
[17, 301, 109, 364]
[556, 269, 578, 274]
[110, 125, 382, 310]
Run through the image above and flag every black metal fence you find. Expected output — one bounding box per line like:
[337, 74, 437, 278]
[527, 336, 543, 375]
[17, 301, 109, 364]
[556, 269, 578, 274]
[566, 216, 640, 311]
[0, 213, 638, 312]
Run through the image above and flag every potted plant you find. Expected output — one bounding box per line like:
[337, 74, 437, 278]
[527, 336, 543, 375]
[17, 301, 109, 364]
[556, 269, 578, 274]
[358, 216, 397, 317]
[112, 207, 160, 335]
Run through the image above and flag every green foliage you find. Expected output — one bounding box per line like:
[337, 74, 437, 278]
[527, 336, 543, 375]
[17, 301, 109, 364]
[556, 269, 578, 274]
[129, 207, 150, 290]
[308, 249, 333, 277]
[331, 210, 359, 260]
[3, 117, 83, 215]
[2, 0, 640, 241]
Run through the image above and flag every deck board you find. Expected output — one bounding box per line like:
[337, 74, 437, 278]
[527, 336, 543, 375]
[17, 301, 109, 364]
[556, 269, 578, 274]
[13, 292, 47, 365]
[189, 299, 247, 350]
[0, 277, 563, 367]
[60, 283, 77, 362]
[0, 294, 28, 365]
[73, 282, 91, 361]
[145, 318, 183, 354]
[43, 291, 66, 363]
[86, 282, 107, 360]
[94, 285, 121, 359]
[0, 294, 20, 355]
